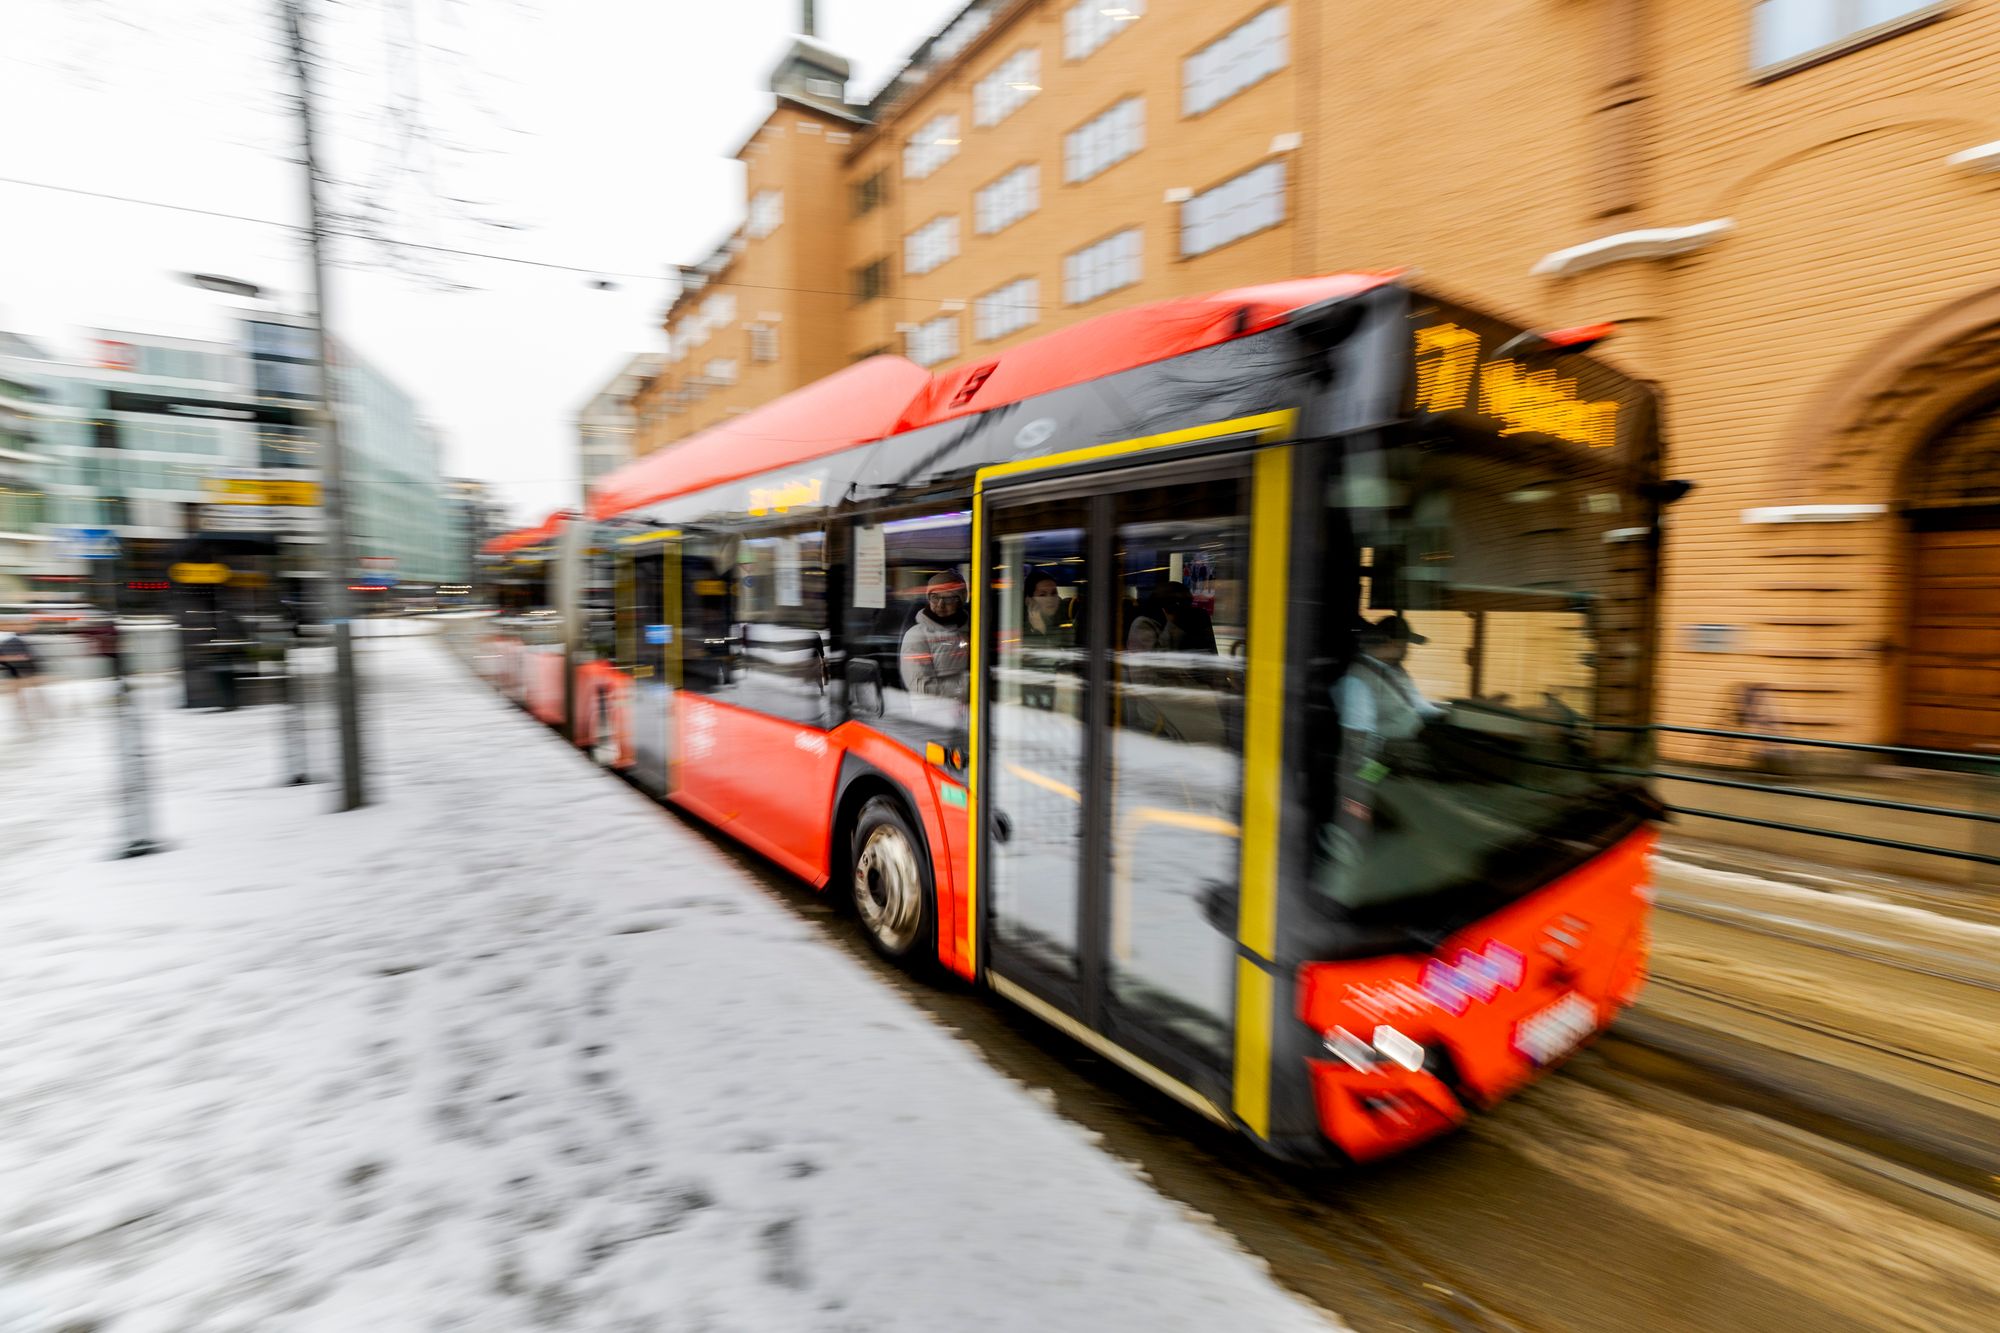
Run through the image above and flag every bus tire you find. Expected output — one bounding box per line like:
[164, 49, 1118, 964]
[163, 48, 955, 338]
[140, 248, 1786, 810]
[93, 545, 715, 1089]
[849, 795, 934, 967]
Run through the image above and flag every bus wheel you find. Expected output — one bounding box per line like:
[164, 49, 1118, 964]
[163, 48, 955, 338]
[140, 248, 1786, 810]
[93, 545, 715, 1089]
[851, 796, 932, 964]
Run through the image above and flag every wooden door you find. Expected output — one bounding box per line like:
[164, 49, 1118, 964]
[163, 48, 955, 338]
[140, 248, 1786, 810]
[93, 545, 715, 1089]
[1904, 525, 2000, 752]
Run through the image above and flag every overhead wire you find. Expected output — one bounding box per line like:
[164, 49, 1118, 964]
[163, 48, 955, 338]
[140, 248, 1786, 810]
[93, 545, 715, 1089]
[0, 172, 1047, 311]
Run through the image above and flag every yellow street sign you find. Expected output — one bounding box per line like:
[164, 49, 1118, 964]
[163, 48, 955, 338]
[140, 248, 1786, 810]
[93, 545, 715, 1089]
[170, 562, 231, 585]
[205, 478, 322, 506]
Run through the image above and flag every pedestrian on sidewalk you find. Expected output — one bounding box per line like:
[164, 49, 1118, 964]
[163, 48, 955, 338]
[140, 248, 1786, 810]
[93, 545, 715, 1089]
[0, 615, 46, 726]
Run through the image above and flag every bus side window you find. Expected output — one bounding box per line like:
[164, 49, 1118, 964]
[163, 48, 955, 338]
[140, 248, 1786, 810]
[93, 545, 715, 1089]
[583, 535, 616, 664]
[624, 550, 665, 679]
[680, 535, 736, 693]
[843, 507, 972, 748]
[733, 526, 832, 727]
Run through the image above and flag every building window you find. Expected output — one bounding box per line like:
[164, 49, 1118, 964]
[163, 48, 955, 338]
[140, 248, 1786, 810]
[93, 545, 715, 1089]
[1064, 227, 1142, 305]
[975, 48, 1041, 126]
[904, 215, 960, 277]
[904, 113, 961, 181]
[705, 358, 739, 385]
[750, 323, 779, 364]
[906, 313, 960, 367]
[1066, 0, 1144, 60]
[747, 189, 783, 239]
[806, 76, 842, 97]
[852, 169, 889, 217]
[1751, 0, 1939, 68]
[975, 277, 1040, 341]
[854, 257, 891, 304]
[975, 164, 1039, 235]
[1064, 97, 1145, 183]
[931, 7, 992, 63]
[1183, 6, 1288, 116]
[1180, 159, 1286, 257]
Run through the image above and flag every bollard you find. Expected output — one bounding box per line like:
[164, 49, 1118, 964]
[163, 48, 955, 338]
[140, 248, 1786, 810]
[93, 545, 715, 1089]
[280, 641, 311, 786]
[110, 635, 165, 860]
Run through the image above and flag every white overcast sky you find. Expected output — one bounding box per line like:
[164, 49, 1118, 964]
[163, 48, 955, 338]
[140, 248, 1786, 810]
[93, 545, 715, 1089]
[0, 0, 965, 524]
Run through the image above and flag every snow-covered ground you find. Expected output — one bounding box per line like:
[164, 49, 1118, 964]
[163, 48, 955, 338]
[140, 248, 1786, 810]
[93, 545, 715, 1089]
[0, 630, 1336, 1333]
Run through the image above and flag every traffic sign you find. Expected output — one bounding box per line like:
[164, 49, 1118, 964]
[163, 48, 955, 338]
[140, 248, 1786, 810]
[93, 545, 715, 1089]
[54, 526, 121, 560]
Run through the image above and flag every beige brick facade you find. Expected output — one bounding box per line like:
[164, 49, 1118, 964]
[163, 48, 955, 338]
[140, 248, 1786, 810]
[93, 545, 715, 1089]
[632, 0, 2000, 752]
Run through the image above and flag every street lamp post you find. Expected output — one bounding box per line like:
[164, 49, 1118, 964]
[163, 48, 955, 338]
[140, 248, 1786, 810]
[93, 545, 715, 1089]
[283, 0, 365, 810]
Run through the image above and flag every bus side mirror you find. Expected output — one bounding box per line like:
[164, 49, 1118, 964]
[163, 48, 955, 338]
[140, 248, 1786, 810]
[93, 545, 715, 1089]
[846, 658, 884, 718]
[1642, 478, 1695, 506]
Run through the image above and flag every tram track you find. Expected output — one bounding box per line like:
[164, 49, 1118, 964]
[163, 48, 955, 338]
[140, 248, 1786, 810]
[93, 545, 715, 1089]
[607, 776, 1986, 1332]
[445, 639, 2000, 1331]
[1653, 892, 2000, 996]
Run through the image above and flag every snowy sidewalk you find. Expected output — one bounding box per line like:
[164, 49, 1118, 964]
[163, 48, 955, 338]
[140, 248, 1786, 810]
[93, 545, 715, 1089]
[0, 632, 1333, 1333]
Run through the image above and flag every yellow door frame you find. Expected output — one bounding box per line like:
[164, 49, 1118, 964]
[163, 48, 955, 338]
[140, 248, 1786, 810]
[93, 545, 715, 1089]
[967, 408, 1296, 1139]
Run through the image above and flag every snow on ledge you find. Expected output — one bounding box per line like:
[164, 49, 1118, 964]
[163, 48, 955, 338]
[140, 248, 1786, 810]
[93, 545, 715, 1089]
[1531, 219, 1735, 278]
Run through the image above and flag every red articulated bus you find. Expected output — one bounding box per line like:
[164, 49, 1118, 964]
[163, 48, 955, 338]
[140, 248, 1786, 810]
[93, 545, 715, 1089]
[478, 275, 1670, 1163]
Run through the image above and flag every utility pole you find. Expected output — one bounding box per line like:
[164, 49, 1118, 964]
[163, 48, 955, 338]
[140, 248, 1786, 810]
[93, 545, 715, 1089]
[284, 0, 366, 810]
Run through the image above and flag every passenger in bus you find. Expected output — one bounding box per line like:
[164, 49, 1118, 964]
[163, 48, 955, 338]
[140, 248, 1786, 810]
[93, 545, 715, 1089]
[1022, 569, 1070, 652]
[1020, 569, 1072, 712]
[1336, 614, 1444, 743]
[901, 570, 970, 701]
[1158, 581, 1216, 654]
[1124, 591, 1166, 654]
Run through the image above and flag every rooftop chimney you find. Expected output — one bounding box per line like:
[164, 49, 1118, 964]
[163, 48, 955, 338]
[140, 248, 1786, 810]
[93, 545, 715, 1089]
[802, 1, 815, 37]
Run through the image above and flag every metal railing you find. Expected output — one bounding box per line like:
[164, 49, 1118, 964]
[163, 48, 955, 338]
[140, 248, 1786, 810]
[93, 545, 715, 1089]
[1601, 722, 2000, 870]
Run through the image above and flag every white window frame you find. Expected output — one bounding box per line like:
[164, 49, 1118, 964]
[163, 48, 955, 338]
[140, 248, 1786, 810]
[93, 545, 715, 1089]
[749, 323, 779, 364]
[1749, 0, 1943, 71]
[907, 313, 961, 367]
[1179, 159, 1287, 258]
[904, 215, 961, 277]
[1063, 227, 1143, 305]
[931, 7, 992, 63]
[746, 189, 783, 239]
[974, 164, 1039, 236]
[1064, 96, 1145, 184]
[974, 277, 1040, 341]
[1065, 0, 1145, 61]
[1182, 6, 1289, 117]
[904, 113, 962, 181]
[974, 48, 1041, 126]
[705, 358, 738, 385]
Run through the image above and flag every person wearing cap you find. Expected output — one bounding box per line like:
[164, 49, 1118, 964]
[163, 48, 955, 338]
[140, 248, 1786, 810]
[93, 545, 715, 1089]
[901, 570, 971, 703]
[1336, 614, 1444, 743]
[1316, 613, 1445, 904]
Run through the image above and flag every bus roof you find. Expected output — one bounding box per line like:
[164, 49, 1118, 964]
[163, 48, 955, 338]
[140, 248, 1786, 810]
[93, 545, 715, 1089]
[586, 273, 1401, 522]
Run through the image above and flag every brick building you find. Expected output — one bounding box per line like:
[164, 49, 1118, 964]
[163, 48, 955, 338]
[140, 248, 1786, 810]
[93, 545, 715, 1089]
[633, 0, 2000, 753]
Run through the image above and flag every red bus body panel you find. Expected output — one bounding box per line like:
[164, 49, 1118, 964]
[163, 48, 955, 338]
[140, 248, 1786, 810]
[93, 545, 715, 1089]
[526, 648, 565, 726]
[1296, 828, 1655, 1162]
[825, 724, 975, 981]
[574, 661, 632, 767]
[670, 694, 843, 886]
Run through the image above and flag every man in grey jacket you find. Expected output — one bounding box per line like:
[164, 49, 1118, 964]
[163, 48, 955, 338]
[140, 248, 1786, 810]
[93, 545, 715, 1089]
[900, 570, 970, 704]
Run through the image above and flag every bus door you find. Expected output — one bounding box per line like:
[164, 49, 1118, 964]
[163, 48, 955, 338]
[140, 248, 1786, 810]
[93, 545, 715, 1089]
[977, 450, 1270, 1125]
[616, 533, 680, 796]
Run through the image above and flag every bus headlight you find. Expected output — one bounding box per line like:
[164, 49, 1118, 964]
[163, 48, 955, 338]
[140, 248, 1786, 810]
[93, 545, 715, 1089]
[1371, 1025, 1427, 1073]
[1322, 1026, 1378, 1072]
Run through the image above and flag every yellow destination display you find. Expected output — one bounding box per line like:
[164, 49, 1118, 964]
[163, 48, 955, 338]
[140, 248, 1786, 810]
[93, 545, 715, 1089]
[169, 562, 231, 585]
[1413, 319, 1621, 450]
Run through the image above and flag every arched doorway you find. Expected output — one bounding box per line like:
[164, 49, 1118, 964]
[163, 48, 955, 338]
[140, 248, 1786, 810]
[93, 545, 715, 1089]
[1902, 397, 2000, 753]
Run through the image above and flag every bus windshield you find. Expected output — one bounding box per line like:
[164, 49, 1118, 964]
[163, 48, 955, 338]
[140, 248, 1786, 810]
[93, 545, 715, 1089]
[1312, 425, 1657, 941]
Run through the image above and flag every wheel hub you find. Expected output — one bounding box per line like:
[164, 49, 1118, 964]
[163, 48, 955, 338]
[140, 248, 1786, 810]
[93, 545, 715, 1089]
[854, 825, 921, 953]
